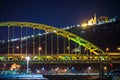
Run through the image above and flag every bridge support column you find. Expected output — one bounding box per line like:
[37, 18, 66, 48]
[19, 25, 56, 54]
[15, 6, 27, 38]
[99, 62, 104, 80]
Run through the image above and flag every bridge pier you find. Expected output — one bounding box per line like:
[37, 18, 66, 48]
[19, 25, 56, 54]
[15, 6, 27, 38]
[99, 62, 104, 80]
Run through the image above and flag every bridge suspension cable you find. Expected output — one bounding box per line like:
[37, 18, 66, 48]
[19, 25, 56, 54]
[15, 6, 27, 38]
[67, 38, 70, 54]
[8, 25, 10, 55]
[26, 27, 28, 55]
[33, 28, 35, 55]
[20, 26, 23, 54]
[57, 34, 59, 55]
[51, 33, 53, 55]
[38, 30, 41, 55]
[12, 27, 14, 54]
[45, 31, 47, 55]
[63, 37, 65, 54]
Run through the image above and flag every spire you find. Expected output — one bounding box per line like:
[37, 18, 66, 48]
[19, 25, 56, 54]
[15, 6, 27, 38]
[94, 13, 96, 20]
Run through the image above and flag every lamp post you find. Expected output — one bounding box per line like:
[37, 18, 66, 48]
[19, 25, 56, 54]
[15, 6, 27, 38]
[104, 66, 107, 73]
[26, 56, 30, 74]
[88, 66, 91, 74]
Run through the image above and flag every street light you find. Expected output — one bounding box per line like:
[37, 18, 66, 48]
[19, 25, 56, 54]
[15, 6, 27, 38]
[104, 66, 107, 70]
[26, 56, 30, 74]
[106, 48, 109, 54]
[67, 46, 70, 54]
[117, 47, 120, 52]
[38, 47, 42, 55]
[88, 66, 91, 74]
[16, 46, 19, 53]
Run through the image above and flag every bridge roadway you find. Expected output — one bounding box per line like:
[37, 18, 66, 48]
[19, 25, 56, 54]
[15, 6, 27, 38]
[0, 53, 120, 64]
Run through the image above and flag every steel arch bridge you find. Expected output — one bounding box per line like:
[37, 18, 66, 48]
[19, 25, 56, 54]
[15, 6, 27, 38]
[0, 22, 106, 55]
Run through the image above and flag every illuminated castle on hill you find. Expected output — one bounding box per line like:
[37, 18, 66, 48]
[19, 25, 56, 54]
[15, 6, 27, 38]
[81, 14, 116, 28]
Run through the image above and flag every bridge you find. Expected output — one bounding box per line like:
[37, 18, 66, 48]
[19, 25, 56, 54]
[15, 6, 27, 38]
[0, 22, 119, 62]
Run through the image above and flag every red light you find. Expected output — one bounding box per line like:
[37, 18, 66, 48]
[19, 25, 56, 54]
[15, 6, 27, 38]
[109, 63, 113, 67]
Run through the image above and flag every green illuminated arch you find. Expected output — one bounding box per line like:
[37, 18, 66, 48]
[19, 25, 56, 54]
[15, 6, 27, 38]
[0, 22, 106, 55]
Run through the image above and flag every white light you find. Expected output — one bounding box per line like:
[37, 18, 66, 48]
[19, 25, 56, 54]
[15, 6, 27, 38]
[66, 26, 70, 29]
[38, 33, 41, 35]
[28, 36, 30, 38]
[16, 46, 19, 49]
[88, 67, 91, 70]
[46, 32, 49, 34]
[77, 24, 80, 27]
[55, 67, 59, 71]
[26, 56, 30, 61]
[41, 67, 45, 71]
[31, 35, 34, 37]
[73, 25, 75, 27]
[63, 28, 66, 30]
[37, 70, 40, 73]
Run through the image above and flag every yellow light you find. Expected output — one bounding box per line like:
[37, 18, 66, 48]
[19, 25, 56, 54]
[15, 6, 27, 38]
[64, 69, 67, 72]
[88, 20, 93, 25]
[117, 47, 120, 51]
[81, 23, 88, 29]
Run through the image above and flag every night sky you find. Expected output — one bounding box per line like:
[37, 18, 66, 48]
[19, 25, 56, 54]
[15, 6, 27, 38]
[0, 0, 120, 39]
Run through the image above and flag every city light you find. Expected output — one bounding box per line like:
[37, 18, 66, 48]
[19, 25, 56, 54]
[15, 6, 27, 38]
[37, 70, 40, 74]
[16, 46, 19, 49]
[67, 46, 70, 50]
[10, 63, 21, 70]
[106, 48, 109, 51]
[38, 47, 42, 50]
[54, 30, 57, 33]
[16, 46, 19, 53]
[81, 23, 88, 28]
[38, 47, 42, 55]
[109, 63, 113, 67]
[81, 14, 97, 28]
[87, 66, 91, 74]
[88, 66, 91, 70]
[104, 66, 107, 70]
[106, 48, 109, 54]
[117, 47, 120, 52]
